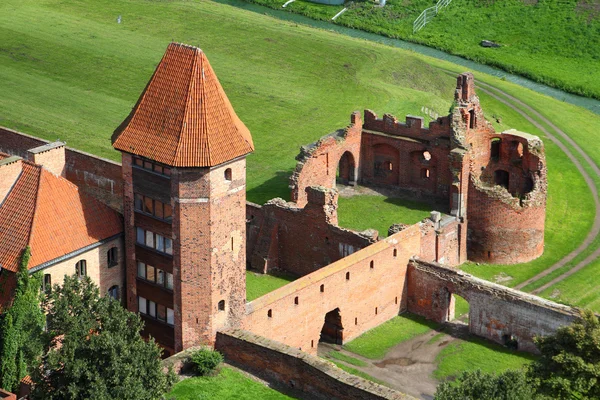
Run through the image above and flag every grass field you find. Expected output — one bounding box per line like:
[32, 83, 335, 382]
[246, 271, 295, 301]
[433, 336, 536, 380]
[168, 367, 294, 399]
[245, 0, 600, 99]
[343, 313, 439, 359]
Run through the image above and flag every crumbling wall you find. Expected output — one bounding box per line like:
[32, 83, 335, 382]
[243, 225, 421, 355]
[0, 127, 123, 211]
[215, 330, 413, 400]
[407, 259, 579, 353]
[290, 112, 363, 207]
[359, 110, 453, 203]
[248, 186, 377, 276]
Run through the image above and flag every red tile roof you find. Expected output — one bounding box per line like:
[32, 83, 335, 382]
[0, 159, 122, 273]
[112, 43, 254, 167]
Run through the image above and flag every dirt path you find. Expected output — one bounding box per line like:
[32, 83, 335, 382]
[320, 322, 471, 399]
[472, 80, 600, 293]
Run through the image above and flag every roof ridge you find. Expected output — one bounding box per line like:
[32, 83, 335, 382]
[25, 164, 43, 255]
[174, 46, 201, 166]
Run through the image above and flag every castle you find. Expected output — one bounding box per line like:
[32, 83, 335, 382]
[0, 43, 577, 398]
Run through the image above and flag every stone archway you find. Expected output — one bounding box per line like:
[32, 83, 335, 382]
[337, 151, 356, 186]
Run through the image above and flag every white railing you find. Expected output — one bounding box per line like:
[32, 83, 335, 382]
[413, 0, 452, 33]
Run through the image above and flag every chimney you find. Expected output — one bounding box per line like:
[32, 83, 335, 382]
[27, 141, 66, 177]
[0, 156, 23, 205]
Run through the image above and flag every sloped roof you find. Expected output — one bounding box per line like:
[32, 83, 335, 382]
[112, 42, 254, 167]
[0, 157, 122, 273]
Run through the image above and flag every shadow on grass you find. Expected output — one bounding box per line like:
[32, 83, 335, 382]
[247, 170, 293, 205]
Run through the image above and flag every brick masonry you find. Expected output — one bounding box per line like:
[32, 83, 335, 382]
[215, 329, 414, 400]
[406, 259, 579, 353]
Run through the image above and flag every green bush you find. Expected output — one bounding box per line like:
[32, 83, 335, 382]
[190, 348, 224, 376]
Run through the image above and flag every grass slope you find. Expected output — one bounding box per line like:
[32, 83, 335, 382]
[246, 0, 600, 99]
[246, 271, 295, 301]
[169, 367, 294, 399]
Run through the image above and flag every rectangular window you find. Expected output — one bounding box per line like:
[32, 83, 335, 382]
[153, 164, 163, 174]
[149, 300, 156, 317]
[164, 204, 172, 221]
[144, 160, 153, 170]
[136, 227, 145, 244]
[163, 167, 171, 176]
[157, 269, 165, 286]
[137, 262, 146, 278]
[166, 273, 173, 290]
[146, 265, 156, 283]
[145, 230, 154, 248]
[43, 274, 52, 293]
[167, 308, 174, 325]
[157, 305, 166, 322]
[138, 296, 147, 314]
[143, 197, 154, 214]
[165, 238, 173, 255]
[156, 234, 165, 252]
[134, 193, 143, 211]
[134, 157, 143, 167]
[155, 202, 164, 219]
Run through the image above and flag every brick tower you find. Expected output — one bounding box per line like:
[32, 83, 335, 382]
[112, 43, 254, 353]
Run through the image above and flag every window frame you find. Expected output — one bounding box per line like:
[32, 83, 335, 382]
[132, 156, 171, 178]
[107, 247, 118, 268]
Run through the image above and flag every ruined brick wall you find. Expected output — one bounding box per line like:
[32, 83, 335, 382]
[0, 127, 123, 211]
[451, 73, 547, 264]
[248, 186, 377, 276]
[246, 202, 265, 262]
[407, 259, 579, 353]
[360, 111, 453, 204]
[243, 226, 421, 355]
[215, 330, 413, 400]
[416, 215, 465, 267]
[290, 113, 363, 207]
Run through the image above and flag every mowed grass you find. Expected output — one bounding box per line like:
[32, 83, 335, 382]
[343, 313, 439, 359]
[246, 271, 295, 301]
[168, 367, 294, 399]
[327, 350, 367, 367]
[337, 195, 433, 236]
[245, 0, 600, 99]
[539, 259, 600, 313]
[433, 336, 537, 380]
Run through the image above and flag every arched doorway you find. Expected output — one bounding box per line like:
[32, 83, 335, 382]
[337, 152, 356, 186]
[320, 308, 344, 345]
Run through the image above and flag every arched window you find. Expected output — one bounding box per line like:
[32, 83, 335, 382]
[218, 300, 225, 311]
[491, 138, 501, 161]
[43, 274, 52, 293]
[108, 285, 119, 300]
[75, 260, 87, 279]
[107, 247, 118, 267]
[224, 168, 232, 182]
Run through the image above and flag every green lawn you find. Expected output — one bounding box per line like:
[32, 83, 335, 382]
[343, 313, 439, 359]
[539, 259, 600, 313]
[245, 0, 600, 99]
[327, 350, 367, 367]
[168, 367, 294, 399]
[246, 271, 295, 301]
[338, 195, 433, 237]
[434, 336, 537, 380]
[329, 361, 385, 385]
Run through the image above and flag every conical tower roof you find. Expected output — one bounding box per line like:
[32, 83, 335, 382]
[112, 43, 254, 167]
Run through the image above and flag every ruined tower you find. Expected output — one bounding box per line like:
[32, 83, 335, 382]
[112, 43, 254, 353]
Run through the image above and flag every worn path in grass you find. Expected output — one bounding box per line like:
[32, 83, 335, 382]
[467, 78, 600, 294]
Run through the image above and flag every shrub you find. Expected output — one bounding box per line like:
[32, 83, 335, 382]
[190, 348, 224, 376]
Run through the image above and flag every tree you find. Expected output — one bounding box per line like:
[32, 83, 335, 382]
[434, 369, 539, 400]
[30, 275, 176, 400]
[0, 247, 44, 392]
[528, 310, 600, 400]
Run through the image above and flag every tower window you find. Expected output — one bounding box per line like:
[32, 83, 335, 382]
[267, 309, 272, 318]
[320, 284, 325, 293]
[346, 272, 350, 280]
[108, 285, 119, 300]
[225, 168, 232, 181]
[294, 296, 299, 305]
[393, 249, 397, 257]
[370, 260, 374, 269]
[218, 300, 225, 311]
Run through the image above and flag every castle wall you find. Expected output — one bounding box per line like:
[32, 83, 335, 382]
[242, 226, 421, 355]
[290, 113, 363, 207]
[407, 259, 579, 353]
[215, 330, 412, 400]
[360, 111, 453, 204]
[247, 186, 377, 276]
[0, 127, 123, 211]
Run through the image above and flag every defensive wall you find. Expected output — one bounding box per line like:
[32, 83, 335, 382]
[215, 329, 413, 400]
[407, 259, 579, 353]
[0, 127, 123, 211]
[242, 224, 421, 355]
